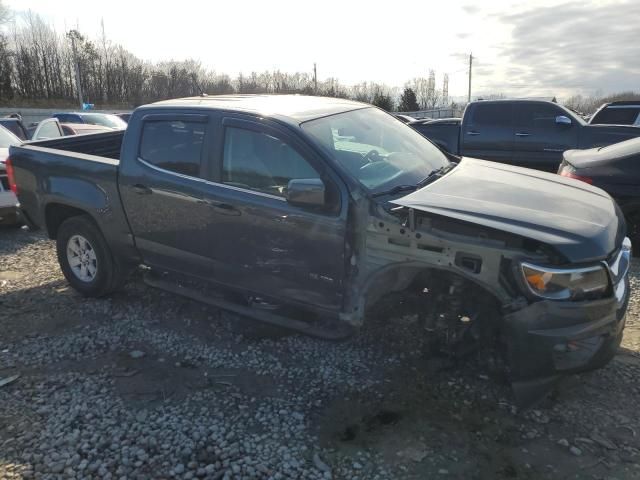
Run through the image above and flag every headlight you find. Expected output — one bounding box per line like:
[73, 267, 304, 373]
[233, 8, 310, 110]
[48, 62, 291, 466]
[521, 262, 609, 300]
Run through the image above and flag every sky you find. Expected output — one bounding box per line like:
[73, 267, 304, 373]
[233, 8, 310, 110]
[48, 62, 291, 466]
[4, 0, 640, 100]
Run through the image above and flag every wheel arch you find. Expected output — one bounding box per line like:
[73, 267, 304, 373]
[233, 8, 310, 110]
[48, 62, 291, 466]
[359, 261, 506, 317]
[44, 203, 99, 240]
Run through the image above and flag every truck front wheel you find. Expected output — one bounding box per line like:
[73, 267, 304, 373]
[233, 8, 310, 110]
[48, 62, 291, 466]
[56, 215, 126, 296]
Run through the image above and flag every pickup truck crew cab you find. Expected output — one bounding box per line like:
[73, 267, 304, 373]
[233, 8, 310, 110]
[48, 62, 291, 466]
[7, 95, 630, 403]
[411, 99, 640, 171]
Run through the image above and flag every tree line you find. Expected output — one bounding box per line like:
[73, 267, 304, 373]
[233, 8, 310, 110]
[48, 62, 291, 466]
[0, 7, 450, 112]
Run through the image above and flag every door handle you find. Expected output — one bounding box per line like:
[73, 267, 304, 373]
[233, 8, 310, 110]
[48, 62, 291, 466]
[515, 132, 531, 137]
[197, 199, 240, 215]
[132, 184, 152, 195]
[466, 131, 480, 136]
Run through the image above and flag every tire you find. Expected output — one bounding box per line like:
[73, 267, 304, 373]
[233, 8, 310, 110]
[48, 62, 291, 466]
[56, 215, 126, 297]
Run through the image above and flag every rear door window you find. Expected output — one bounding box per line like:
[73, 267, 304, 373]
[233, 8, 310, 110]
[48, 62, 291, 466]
[139, 120, 205, 177]
[469, 103, 512, 127]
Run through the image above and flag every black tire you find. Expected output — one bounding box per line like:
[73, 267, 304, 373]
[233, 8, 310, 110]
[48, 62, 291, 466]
[56, 215, 126, 297]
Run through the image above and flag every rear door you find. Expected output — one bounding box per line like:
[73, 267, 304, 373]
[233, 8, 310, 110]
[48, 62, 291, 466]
[460, 102, 514, 163]
[118, 112, 226, 277]
[512, 102, 579, 171]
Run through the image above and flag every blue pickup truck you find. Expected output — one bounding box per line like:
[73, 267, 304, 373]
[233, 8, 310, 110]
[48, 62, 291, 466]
[410, 99, 640, 172]
[7, 95, 631, 403]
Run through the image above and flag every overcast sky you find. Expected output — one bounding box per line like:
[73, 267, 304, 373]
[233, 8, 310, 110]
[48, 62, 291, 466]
[5, 0, 639, 100]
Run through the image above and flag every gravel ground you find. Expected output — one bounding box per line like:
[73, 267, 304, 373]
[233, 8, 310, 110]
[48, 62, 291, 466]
[1, 227, 639, 480]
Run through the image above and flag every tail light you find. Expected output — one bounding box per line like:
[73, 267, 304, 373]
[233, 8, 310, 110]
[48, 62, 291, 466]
[5, 156, 18, 194]
[559, 163, 593, 184]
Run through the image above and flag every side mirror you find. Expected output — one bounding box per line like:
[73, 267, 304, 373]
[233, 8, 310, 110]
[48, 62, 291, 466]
[555, 115, 572, 126]
[286, 178, 325, 208]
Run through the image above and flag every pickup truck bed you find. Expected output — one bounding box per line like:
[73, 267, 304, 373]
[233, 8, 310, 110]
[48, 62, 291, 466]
[12, 130, 138, 264]
[28, 130, 124, 159]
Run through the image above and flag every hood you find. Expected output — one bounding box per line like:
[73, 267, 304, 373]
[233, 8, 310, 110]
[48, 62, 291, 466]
[391, 158, 621, 262]
[564, 137, 640, 169]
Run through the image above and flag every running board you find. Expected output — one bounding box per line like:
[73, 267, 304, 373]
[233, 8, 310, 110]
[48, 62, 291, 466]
[143, 273, 354, 341]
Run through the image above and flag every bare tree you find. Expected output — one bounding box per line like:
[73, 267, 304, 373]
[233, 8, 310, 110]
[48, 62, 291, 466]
[6, 10, 637, 114]
[0, 0, 11, 25]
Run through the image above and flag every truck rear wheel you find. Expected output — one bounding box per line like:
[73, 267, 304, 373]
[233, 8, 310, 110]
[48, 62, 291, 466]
[56, 215, 126, 297]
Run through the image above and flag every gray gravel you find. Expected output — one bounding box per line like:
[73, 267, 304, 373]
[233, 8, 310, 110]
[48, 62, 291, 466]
[1, 227, 640, 479]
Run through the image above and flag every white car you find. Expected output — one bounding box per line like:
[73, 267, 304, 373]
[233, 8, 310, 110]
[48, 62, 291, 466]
[0, 125, 21, 225]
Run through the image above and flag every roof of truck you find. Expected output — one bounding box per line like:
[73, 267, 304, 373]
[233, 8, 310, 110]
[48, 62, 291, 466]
[148, 94, 369, 123]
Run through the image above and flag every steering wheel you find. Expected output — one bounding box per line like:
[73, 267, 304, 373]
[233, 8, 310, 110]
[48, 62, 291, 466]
[363, 149, 382, 163]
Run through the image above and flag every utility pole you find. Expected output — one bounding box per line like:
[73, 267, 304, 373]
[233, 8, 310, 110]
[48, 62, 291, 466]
[68, 30, 84, 108]
[467, 53, 473, 103]
[313, 63, 318, 93]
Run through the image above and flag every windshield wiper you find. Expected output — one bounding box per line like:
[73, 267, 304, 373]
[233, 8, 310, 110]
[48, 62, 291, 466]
[372, 163, 456, 198]
[416, 164, 455, 188]
[371, 184, 419, 198]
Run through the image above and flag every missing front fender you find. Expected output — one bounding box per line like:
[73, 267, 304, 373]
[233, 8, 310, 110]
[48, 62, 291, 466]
[370, 270, 506, 369]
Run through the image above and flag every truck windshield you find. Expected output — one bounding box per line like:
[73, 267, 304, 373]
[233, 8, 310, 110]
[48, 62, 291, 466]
[0, 126, 21, 148]
[302, 107, 449, 195]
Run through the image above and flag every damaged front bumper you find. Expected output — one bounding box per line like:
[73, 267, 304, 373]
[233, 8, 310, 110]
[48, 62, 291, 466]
[504, 242, 631, 405]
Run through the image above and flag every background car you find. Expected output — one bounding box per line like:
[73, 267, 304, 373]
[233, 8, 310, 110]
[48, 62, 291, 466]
[394, 114, 417, 123]
[61, 123, 113, 136]
[29, 118, 113, 141]
[0, 125, 21, 225]
[411, 99, 640, 172]
[0, 117, 32, 141]
[559, 137, 640, 252]
[52, 112, 128, 129]
[115, 112, 132, 123]
[589, 101, 640, 126]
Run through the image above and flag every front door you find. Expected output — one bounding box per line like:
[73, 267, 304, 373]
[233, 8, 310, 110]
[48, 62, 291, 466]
[512, 102, 579, 172]
[199, 116, 347, 312]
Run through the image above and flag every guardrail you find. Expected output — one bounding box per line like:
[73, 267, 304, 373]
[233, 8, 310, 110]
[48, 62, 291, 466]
[0, 107, 129, 126]
[397, 108, 462, 120]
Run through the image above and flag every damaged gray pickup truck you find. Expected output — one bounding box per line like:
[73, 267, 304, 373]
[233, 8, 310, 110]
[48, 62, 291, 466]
[8, 95, 631, 404]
